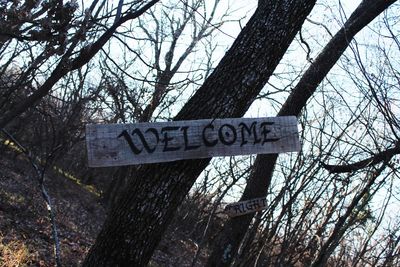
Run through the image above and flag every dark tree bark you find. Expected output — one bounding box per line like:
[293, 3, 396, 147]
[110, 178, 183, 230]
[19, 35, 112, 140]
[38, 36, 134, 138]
[104, 0, 223, 207]
[205, 0, 397, 266]
[82, 0, 316, 265]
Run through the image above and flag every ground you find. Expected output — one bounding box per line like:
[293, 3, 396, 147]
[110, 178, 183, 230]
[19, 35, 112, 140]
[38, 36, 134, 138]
[0, 149, 208, 266]
[0, 150, 105, 266]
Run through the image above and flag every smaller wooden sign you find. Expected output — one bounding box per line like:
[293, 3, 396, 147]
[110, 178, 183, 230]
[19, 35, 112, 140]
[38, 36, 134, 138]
[225, 197, 267, 217]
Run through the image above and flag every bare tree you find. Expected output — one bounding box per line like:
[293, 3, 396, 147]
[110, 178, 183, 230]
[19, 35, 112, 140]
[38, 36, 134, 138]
[206, 0, 398, 266]
[93, 0, 238, 207]
[82, 0, 316, 265]
[0, 0, 159, 129]
[2, 1, 398, 266]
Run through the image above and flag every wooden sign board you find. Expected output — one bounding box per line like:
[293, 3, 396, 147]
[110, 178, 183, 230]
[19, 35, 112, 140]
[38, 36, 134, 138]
[86, 116, 300, 167]
[225, 197, 268, 217]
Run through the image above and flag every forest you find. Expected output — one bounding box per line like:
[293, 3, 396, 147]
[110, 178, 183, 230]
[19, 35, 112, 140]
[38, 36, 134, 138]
[0, 0, 399, 266]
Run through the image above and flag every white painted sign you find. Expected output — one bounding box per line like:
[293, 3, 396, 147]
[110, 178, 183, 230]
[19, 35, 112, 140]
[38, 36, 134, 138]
[86, 116, 300, 167]
[225, 197, 268, 217]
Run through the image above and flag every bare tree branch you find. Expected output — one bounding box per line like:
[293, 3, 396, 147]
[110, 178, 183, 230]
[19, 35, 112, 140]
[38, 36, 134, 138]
[0, 0, 159, 129]
[321, 141, 400, 173]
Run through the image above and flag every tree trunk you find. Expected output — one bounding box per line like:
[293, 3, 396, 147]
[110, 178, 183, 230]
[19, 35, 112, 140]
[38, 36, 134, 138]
[206, 0, 397, 266]
[82, 0, 316, 265]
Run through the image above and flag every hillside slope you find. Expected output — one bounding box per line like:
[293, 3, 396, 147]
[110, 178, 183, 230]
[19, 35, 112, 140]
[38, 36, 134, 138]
[0, 149, 209, 266]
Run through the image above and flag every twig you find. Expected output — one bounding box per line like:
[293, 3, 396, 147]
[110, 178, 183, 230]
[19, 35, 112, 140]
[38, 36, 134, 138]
[299, 27, 312, 62]
[1, 128, 62, 266]
[114, 0, 124, 24]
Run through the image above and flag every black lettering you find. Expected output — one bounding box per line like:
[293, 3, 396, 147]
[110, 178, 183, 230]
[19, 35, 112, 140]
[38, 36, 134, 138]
[239, 122, 261, 146]
[245, 202, 254, 211]
[233, 204, 243, 214]
[260, 122, 280, 144]
[202, 123, 218, 147]
[118, 129, 141, 154]
[240, 203, 246, 213]
[144, 128, 159, 152]
[260, 198, 267, 207]
[252, 199, 262, 210]
[161, 126, 181, 152]
[218, 124, 237, 145]
[131, 128, 159, 153]
[181, 126, 201, 151]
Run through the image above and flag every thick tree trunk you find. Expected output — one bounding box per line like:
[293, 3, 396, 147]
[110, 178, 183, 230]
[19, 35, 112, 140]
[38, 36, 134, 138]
[205, 0, 397, 266]
[82, 0, 316, 266]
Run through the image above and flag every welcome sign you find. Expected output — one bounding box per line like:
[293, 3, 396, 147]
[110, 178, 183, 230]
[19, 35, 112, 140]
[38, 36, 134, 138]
[86, 116, 300, 167]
